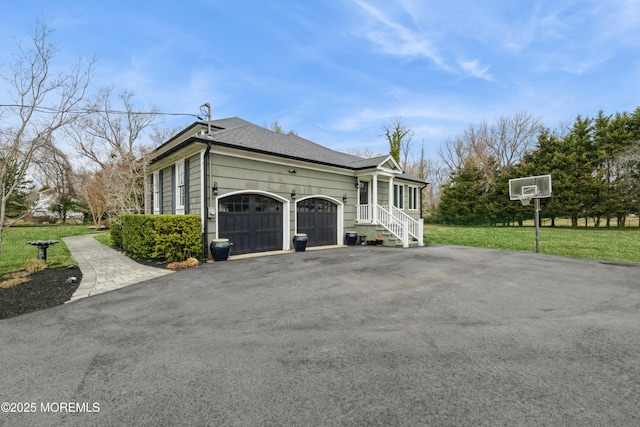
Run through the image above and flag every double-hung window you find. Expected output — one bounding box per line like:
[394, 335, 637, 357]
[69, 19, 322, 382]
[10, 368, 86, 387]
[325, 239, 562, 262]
[153, 172, 160, 214]
[176, 161, 185, 214]
[408, 186, 418, 210]
[393, 184, 404, 209]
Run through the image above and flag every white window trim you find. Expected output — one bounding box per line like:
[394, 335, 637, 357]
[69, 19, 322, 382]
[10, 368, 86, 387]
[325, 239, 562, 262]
[408, 186, 419, 210]
[153, 171, 160, 214]
[176, 160, 185, 214]
[394, 184, 404, 209]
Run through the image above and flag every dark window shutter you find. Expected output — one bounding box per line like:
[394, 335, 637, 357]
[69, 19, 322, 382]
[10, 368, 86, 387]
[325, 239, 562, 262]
[171, 165, 176, 214]
[159, 170, 164, 214]
[184, 158, 190, 214]
[149, 174, 154, 214]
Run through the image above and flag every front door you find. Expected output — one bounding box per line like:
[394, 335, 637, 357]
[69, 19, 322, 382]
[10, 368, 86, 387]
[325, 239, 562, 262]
[359, 181, 369, 205]
[218, 194, 283, 255]
[358, 181, 371, 221]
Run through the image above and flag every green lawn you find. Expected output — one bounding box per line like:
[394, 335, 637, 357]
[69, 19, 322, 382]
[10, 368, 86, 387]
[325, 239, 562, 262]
[425, 225, 640, 264]
[0, 225, 103, 276]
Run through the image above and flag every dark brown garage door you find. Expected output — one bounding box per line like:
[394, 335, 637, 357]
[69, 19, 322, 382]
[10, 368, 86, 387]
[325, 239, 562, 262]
[218, 194, 283, 255]
[297, 198, 337, 247]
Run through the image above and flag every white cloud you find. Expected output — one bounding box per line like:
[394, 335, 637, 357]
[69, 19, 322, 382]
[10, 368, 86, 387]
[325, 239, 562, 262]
[325, 107, 388, 132]
[351, 0, 498, 81]
[352, 0, 450, 71]
[458, 59, 494, 81]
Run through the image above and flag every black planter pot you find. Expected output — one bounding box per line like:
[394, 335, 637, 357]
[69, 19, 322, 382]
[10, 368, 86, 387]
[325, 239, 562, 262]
[345, 232, 358, 246]
[293, 233, 308, 252]
[210, 239, 232, 261]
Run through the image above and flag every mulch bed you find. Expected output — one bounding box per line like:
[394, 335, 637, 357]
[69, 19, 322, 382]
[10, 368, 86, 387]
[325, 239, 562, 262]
[0, 267, 82, 320]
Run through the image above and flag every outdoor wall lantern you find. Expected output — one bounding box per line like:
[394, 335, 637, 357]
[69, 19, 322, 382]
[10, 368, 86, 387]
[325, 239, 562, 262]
[291, 189, 296, 200]
[288, 169, 297, 174]
[355, 177, 360, 188]
[343, 193, 348, 203]
[213, 181, 218, 196]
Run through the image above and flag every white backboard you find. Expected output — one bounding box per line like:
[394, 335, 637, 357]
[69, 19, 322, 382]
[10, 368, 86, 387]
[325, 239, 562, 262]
[509, 175, 552, 200]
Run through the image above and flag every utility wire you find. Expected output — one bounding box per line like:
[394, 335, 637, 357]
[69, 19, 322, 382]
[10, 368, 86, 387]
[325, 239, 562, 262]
[0, 104, 200, 118]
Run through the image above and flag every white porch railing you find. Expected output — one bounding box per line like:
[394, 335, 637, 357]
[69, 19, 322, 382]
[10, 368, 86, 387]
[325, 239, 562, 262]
[357, 204, 424, 247]
[391, 206, 424, 246]
[358, 204, 373, 222]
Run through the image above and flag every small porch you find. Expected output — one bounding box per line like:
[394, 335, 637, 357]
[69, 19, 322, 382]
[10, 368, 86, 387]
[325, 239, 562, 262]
[355, 204, 424, 247]
[354, 170, 424, 248]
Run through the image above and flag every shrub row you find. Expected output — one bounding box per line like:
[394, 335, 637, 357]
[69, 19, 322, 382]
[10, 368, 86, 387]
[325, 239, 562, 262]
[112, 215, 201, 262]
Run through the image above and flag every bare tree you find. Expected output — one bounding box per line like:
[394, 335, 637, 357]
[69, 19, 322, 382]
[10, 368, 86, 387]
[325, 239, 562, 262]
[32, 140, 78, 223]
[75, 168, 108, 229]
[0, 21, 93, 249]
[438, 135, 468, 173]
[383, 116, 414, 168]
[405, 142, 447, 215]
[67, 87, 158, 216]
[269, 120, 298, 136]
[348, 148, 384, 159]
[438, 112, 542, 190]
[489, 112, 542, 171]
[149, 125, 183, 147]
[69, 87, 156, 167]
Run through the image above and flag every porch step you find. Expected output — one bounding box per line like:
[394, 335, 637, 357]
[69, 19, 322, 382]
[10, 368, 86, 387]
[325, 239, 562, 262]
[392, 238, 420, 248]
[375, 227, 420, 248]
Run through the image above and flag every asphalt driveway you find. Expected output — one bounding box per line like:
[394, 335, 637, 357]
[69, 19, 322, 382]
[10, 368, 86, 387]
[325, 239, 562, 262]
[1, 245, 639, 426]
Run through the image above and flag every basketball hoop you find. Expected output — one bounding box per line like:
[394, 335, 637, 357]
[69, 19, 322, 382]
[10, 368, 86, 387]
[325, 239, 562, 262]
[509, 175, 552, 254]
[518, 194, 534, 206]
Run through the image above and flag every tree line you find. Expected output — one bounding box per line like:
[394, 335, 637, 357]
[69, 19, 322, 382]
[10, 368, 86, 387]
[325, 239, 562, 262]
[432, 110, 640, 227]
[4, 20, 640, 259]
[0, 21, 177, 251]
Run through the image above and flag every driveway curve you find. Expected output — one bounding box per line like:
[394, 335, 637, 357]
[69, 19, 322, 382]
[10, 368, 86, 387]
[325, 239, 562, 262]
[1, 245, 638, 426]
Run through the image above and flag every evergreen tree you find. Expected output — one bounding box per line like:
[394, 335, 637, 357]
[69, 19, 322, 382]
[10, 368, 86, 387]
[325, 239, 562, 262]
[2, 159, 34, 218]
[436, 161, 487, 225]
[562, 116, 596, 226]
[595, 112, 633, 226]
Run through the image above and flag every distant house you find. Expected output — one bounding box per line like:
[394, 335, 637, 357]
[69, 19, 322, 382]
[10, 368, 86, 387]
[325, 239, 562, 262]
[145, 117, 426, 258]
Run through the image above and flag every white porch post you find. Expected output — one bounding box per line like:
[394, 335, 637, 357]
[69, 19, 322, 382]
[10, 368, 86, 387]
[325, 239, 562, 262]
[402, 219, 409, 248]
[372, 174, 378, 223]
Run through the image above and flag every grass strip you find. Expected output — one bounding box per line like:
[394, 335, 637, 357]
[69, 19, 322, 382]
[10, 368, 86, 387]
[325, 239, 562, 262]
[425, 225, 640, 264]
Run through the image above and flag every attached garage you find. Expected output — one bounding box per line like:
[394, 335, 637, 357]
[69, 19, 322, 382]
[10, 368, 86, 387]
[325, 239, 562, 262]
[297, 198, 338, 247]
[218, 194, 283, 255]
[146, 117, 426, 258]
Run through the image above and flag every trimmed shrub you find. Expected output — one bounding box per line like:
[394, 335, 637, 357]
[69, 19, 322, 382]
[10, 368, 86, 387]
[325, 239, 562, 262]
[119, 214, 201, 262]
[110, 218, 123, 248]
[151, 215, 202, 262]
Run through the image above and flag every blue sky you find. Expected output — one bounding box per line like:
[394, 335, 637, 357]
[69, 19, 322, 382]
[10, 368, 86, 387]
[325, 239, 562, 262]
[2, 0, 640, 160]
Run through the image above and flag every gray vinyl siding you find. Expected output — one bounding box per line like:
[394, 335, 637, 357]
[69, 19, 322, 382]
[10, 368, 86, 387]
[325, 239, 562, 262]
[161, 165, 173, 214]
[210, 155, 353, 198]
[187, 154, 201, 214]
[378, 181, 390, 205]
[209, 153, 356, 238]
[395, 180, 422, 221]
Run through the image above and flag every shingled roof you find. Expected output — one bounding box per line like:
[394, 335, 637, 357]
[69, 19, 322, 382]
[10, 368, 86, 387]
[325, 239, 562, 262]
[205, 117, 386, 168]
[153, 117, 424, 183]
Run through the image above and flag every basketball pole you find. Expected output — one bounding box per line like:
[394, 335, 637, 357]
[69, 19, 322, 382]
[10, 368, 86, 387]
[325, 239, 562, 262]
[534, 198, 540, 253]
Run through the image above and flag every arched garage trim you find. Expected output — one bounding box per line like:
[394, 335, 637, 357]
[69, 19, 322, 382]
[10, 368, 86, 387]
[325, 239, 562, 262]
[295, 195, 344, 247]
[216, 190, 291, 253]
